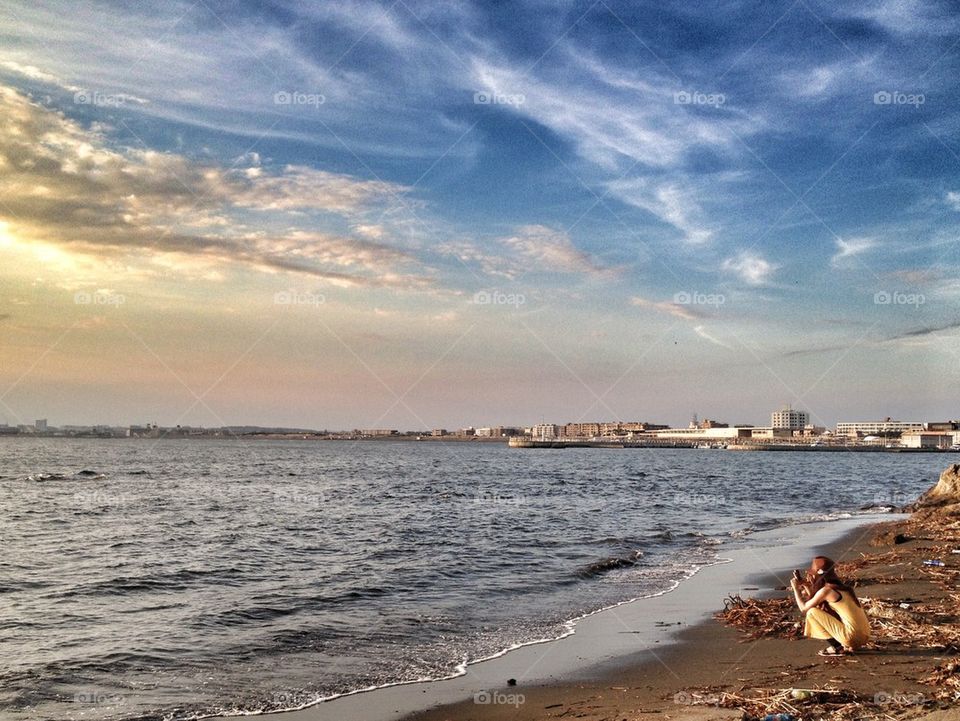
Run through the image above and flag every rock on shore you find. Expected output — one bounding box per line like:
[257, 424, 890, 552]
[910, 463, 960, 514]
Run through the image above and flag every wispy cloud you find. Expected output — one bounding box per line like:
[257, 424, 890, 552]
[831, 237, 877, 266]
[440, 225, 615, 280]
[721, 251, 778, 286]
[693, 324, 733, 349]
[0, 85, 430, 288]
[630, 295, 706, 321]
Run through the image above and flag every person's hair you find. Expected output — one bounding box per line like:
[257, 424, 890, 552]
[808, 556, 861, 607]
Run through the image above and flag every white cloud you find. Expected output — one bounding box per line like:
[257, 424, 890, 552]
[832, 237, 877, 266]
[693, 325, 733, 349]
[630, 295, 704, 321]
[722, 251, 778, 285]
[946, 191, 960, 211]
[608, 179, 713, 244]
[501, 225, 609, 276]
[0, 84, 430, 289]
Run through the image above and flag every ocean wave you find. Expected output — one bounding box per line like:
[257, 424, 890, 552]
[576, 550, 643, 578]
[18, 470, 107, 482]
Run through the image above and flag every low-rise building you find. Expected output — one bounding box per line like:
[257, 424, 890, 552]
[836, 420, 923, 437]
[900, 431, 955, 449]
[532, 423, 559, 439]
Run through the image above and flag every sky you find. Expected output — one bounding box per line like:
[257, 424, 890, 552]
[0, 0, 958, 431]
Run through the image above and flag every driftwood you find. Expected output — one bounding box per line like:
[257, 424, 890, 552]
[716, 595, 802, 640]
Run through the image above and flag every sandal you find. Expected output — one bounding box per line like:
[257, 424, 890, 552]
[818, 645, 847, 657]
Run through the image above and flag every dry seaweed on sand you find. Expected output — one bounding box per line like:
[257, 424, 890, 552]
[861, 597, 960, 651]
[922, 660, 960, 701]
[683, 685, 928, 721]
[716, 595, 802, 640]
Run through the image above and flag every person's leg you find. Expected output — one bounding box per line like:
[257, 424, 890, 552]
[804, 608, 851, 652]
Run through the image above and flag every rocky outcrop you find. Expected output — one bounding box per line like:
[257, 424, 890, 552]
[909, 463, 960, 514]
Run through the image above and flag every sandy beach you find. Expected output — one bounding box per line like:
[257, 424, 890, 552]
[399, 472, 960, 721]
[254, 466, 960, 721]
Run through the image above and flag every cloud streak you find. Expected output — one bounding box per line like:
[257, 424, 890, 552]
[0, 85, 431, 288]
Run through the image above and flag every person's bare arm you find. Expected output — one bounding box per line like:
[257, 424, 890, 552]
[790, 580, 835, 613]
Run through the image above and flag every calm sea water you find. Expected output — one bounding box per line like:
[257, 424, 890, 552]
[0, 438, 941, 720]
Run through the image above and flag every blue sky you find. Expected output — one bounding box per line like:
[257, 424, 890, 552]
[0, 0, 958, 429]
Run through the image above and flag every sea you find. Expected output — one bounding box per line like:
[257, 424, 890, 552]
[0, 438, 941, 720]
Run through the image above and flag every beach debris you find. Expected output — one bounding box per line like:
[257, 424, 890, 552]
[716, 596, 801, 640]
[922, 660, 960, 700]
[685, 685, 930, 721]
[923, 559, 946, 566]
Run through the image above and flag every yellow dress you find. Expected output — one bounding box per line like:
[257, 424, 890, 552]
[804, 589, 870, 649]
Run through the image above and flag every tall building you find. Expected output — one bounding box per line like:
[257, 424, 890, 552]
[771, 406, 809, 430]
[35, 419, 48, 432]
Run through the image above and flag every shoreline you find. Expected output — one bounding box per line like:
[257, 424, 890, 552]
[400, 502, 960, 721]
[226, 514, 896, 721]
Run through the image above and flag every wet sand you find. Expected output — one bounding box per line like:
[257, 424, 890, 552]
[402, 513, 959, 721]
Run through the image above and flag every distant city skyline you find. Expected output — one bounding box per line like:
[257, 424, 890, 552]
[1, 1, 959, 430]
[5, 408, 952, 435]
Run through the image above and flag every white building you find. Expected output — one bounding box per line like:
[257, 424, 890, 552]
[532, 423, 559, 439]
[771, 407, 809, 430]
[836, 420, 923, 437]
[900, 431, 954, 449]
